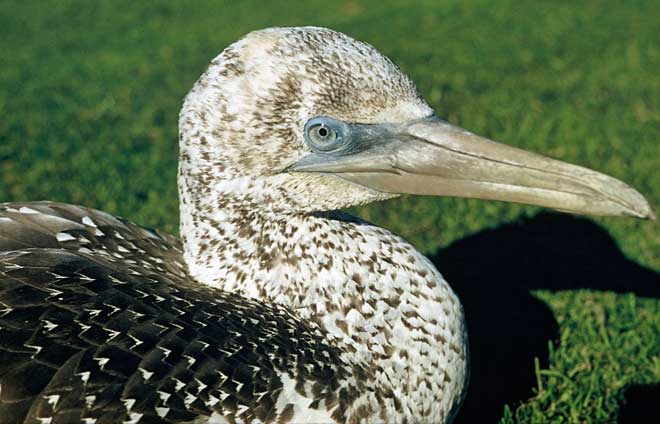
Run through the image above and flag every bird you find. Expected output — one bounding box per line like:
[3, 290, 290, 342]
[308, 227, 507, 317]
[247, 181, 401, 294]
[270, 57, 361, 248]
[0, 26, 653, 424]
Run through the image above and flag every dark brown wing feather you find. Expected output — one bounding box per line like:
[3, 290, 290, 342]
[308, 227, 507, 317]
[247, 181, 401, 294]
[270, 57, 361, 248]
[0, 202, 357, 424]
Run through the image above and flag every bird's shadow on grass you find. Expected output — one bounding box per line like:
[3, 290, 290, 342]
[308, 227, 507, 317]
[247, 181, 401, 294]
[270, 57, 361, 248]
[618, 384, 660, 423]
[426, 212, 659, 423]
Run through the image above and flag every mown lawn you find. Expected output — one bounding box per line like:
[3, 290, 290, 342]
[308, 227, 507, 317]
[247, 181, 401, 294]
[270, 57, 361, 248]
[1, 0, 658, 422]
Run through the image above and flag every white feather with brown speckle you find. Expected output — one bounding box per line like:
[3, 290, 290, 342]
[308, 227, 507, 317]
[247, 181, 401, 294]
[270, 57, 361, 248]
[179, 27, 468, 422]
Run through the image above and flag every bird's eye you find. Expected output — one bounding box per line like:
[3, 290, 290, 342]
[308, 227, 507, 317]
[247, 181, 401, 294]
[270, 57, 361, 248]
[304, 116, 349, 152]
[308, 124, 337, 145]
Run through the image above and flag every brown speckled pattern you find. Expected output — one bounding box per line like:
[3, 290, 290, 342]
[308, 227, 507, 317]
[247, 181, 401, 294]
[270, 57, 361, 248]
[178, 27, 468, 422]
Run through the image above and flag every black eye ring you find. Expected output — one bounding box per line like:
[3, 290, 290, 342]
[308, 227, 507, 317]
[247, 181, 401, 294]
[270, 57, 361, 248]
[304, 116, 350, 152]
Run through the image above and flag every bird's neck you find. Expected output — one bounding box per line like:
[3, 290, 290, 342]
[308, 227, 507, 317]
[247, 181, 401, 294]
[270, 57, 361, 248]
[178, 178, 469, 421]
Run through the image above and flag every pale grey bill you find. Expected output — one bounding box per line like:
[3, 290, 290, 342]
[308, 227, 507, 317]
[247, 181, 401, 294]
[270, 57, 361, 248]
[291, 117, 655, 219]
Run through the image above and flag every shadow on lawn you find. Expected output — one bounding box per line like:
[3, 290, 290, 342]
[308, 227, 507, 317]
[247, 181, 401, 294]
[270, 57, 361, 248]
[427, 212, 659, 423]
[619, 384, 660, 423]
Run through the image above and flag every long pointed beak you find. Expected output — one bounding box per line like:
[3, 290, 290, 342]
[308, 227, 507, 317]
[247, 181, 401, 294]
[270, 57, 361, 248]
[289, 117, 654, 219]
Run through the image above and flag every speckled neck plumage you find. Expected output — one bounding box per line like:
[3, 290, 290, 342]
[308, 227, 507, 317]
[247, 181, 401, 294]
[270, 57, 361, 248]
[180, 200, 468, 421]
[177, 27, 468, 422]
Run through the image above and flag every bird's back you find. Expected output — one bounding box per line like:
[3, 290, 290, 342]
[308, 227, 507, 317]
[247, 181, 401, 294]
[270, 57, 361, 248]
[0, 202, 363, 423]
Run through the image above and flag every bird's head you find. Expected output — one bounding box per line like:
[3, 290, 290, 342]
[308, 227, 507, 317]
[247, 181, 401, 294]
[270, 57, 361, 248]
[178, 26, 654, 219]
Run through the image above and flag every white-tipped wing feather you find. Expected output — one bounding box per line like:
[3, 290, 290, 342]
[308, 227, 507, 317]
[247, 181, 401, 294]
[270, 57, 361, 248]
[0, 202, 366, 423]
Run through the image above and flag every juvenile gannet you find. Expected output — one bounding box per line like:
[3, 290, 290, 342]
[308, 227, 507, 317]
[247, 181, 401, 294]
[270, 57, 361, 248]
[0, 27, 653, 424]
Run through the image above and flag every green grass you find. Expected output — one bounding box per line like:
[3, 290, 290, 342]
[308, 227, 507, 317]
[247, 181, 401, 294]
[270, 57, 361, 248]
[1, 0, 658, 422]
[504, 291, 660, 422]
